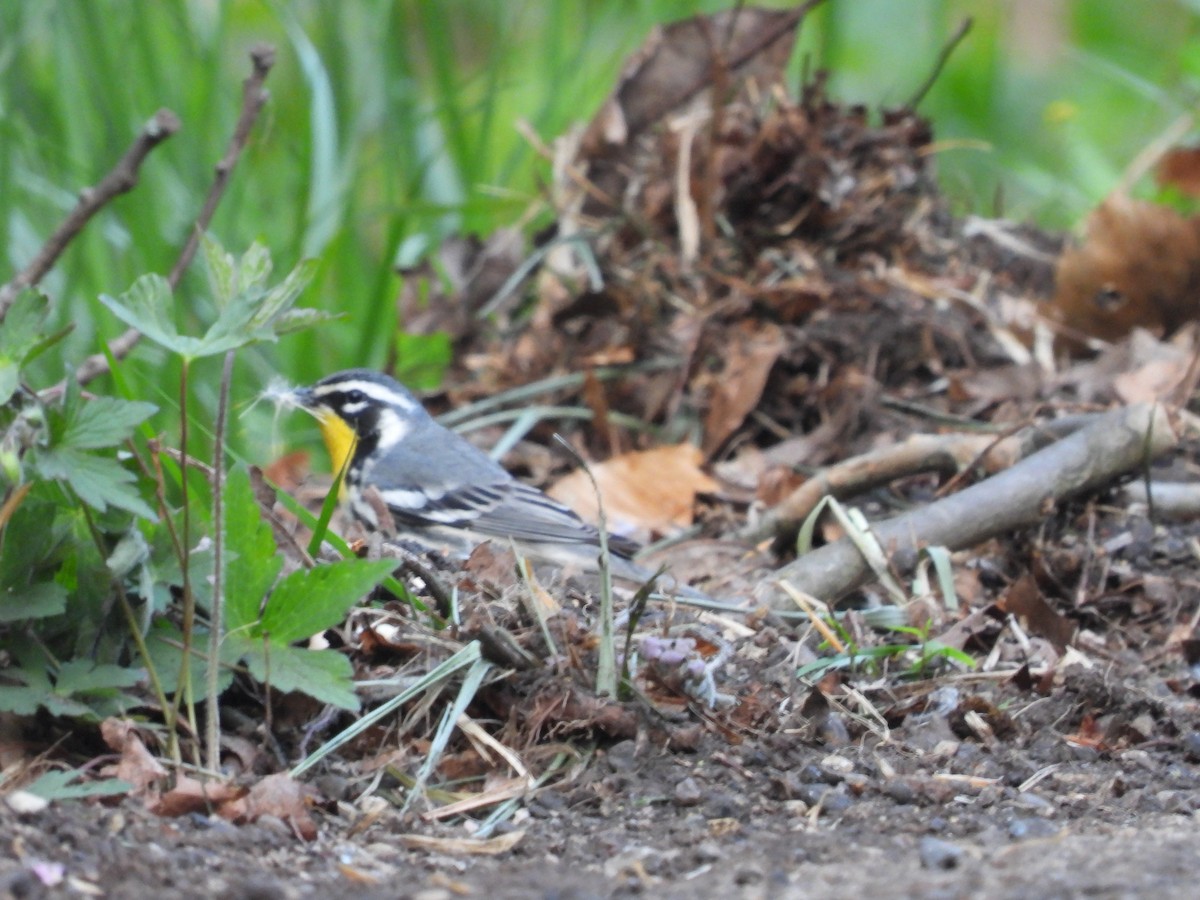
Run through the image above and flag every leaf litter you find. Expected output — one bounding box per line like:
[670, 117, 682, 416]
[6, 4, 1200, 897]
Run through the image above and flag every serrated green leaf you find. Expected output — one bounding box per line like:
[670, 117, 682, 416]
[197, 292, 264, 354]
[35, 448, 157, 519]
[223, 467, 283, 634]
[250, 258, 318, 330]
[0, 682, 44, 715]
[54, 660, 144, 695]
[62, 397, 157, 449]
[231, 637, 359, 710]
[0, 581, 67, 622]
[98, 274, 197, 356]
[259, 558, 394, 644]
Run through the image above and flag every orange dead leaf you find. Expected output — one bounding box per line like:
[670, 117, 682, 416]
[547, 444, 718, 542]
[1052, 194, 1200, 344]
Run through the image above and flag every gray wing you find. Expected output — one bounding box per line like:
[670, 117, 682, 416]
[360, 419, 639, 557]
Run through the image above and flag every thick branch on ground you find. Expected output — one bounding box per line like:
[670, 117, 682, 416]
[1117, 481, 1200, 521]
[74, 43, 276, 386]
[742, 415, 1101, 546]
[0, 109, 180, 322]
[760, 403, 1176, 606]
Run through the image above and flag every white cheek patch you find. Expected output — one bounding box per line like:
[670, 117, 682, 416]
[341, 400, 368, 415]
[376, 409, 411, 446]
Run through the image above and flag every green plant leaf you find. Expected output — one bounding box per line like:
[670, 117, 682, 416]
[222, 466, 284, 634]
[23, 770, 131, 801]
[227, 635, 359, 710]
[62, 397, 157, 449]
[98, 274, 198, 357]
[249, 258, 318, 331]
[258, 558, 395, 644]
[0, 291, 51, 404]
[0, 581, 67, 622]
[145, 620, 237, 696]
[35, 448, 157, 519]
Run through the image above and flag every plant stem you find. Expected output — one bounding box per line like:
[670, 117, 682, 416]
[205, 349, 235, 772]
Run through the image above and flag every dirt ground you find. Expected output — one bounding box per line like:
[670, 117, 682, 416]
[5, 655, 1200, 900]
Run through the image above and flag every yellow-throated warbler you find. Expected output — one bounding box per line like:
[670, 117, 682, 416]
[293, 369, 644, 574]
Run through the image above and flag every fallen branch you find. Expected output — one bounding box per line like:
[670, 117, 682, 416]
[742, 414, 1100, 546]
[0, 109, 180, 322]
[74, 43, 276, 386]
[759, 403, 1176, 606]
[1117, 480, 1200, 521]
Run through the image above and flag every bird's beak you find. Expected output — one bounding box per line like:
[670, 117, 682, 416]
[290, 385, 357, 478]
[291, 385, 317, 409]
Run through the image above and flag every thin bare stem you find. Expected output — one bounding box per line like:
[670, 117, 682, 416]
[0, 109, 180, 322]
[206, 349, 236, 772]
[171, 360, 199, 762]
[907, 17, 973, 109]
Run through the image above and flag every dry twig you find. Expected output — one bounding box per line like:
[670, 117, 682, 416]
[0, 109, 181, 322]
[760, 403, 1177, 605]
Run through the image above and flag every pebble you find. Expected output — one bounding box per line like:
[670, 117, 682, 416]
[1181, 732, 1200, 762]
[673, 777, 703, 807]
[882, 779, 917, 804]
[604, 740, 639, 774]
[918, 836, 964, 870]
[1007, 816, 1060, 840]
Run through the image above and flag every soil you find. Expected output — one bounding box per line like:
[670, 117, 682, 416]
[5, 654, 1200, 900]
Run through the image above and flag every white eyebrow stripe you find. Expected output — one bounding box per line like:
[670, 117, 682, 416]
[312, 379, 419, 410]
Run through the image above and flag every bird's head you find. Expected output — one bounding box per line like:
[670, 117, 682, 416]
[293, 369, 423, 474]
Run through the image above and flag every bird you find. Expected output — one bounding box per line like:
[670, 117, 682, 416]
[291, 368, 647, 577]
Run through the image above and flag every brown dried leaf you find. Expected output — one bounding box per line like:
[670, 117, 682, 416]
[547, 444, 718, 542]
[99, 718, 167, 797]
[997, 573, 1075, 652]
[219, 772, 319, 841]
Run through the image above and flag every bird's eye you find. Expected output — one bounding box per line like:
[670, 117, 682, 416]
[345, 389, 366, 405]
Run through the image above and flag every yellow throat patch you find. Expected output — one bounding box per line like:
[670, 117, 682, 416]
[314, 409, 358, 480]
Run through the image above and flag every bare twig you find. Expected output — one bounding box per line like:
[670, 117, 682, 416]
[741, 416, 1101, 546]
[74, 43, 277, 386]
[761, 403, 1177, 605]
[0, 109, 181, 322]
[907, 17, 973, 109]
